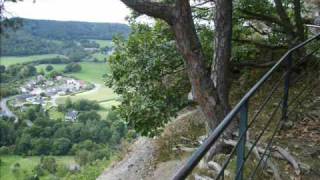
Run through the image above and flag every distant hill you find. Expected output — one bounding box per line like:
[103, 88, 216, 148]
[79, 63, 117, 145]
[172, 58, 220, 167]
[0, 18, 130, 56]
[17, 18, 130, 40]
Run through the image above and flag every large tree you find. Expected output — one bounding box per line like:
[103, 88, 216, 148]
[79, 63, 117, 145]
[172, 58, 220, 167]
[120, 0, 235, 133]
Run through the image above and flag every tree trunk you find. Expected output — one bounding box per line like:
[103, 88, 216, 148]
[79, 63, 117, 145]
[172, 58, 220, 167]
[212, 0, 233, 117]
[171, 0, 227, 130]
[293, 0, 305, 42]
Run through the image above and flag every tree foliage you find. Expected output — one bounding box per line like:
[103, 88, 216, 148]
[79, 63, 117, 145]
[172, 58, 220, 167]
[63, 63, 82, 73]
[1, 100, 128, 157]
[107, 21, 190, 136]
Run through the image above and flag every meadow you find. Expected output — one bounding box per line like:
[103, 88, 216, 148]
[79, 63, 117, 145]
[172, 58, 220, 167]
[0, 54, 64, 66]
[0, 155, 75, 180]
[92, 52, 108, 61]
[91, 39, 113, 47]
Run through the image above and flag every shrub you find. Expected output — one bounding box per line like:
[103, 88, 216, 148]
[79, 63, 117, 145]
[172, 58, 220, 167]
[46, 65, 54, 72]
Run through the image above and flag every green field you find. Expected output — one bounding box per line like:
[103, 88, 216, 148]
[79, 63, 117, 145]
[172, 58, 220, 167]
[92, 53, 108, 61]
[36, 64, 66, 73]
[0, 155, 74, 180]
[57, 85, 117, 103]
[99, 100, 120, 109]
[37, 62, 110, 83]
[48, 107, 65, 120]
[0, 54, 64, 66]
[91, 39, 113, 47]
[64, 62, 117, 102]
[68, 62, 110, 84]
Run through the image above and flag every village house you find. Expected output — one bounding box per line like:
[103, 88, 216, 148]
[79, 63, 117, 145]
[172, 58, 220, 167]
[26, 96, 47, 106]
[65, 110, 78, 122]
[55, 76, 63, 80]
[84, 47, 99, 52]
[13, 95, 30, 108]
[36, 75, 45, 83]
[30, 87, 44, 96]
[68, 163, 81, 172]
[20, 87, 28, 93]
[13, 75, 88, 111]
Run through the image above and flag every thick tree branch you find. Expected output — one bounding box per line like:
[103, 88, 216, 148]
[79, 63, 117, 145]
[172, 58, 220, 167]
[240, 9, 283, 26]
[248, 23, 269, 36]
[120, 0, 175, 24]
[274, 0, 295, 36]
[191, 0, 213, 8]
[293, 0, 305, 41]
[233, 38, 287, 50]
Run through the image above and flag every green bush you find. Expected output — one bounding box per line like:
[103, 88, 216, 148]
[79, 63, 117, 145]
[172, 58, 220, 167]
[0, 146, 12, 155]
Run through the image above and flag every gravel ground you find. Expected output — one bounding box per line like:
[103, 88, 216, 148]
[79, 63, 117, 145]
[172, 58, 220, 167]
[97, 137, 156, 180]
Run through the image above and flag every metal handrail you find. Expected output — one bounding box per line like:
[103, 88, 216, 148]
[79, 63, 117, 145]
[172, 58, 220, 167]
[173, 33, 320, 180]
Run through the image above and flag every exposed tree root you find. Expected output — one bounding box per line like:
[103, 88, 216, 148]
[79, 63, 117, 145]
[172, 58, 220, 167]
[222, 139, 304, 179]
[207, 161, 231, 176]
[250, 142, 282, 180]
[174, 133, 303, 179]
[194, 173, 214, 180]
[273, 146, 301, 176]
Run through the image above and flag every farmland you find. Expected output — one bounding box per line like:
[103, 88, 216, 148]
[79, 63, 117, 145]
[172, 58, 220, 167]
[0, 155, 75, 180]
[91, 39, 113, 47]
[0, 54, 64, 66]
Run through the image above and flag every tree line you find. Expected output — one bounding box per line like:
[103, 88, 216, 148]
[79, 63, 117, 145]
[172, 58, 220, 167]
[0, 100, 130, 157]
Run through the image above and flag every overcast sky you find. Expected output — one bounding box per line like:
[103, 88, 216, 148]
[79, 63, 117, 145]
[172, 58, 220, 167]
[4, 0, 131, 24]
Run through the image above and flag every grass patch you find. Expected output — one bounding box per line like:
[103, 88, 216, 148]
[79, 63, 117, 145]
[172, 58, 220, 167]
[155, 109, 207, 163]
[36, 62, 110, 83]
[65, 158, 114, 180]
[92, 53, 108, 61]
[0, 155, 74, 180]
[57, 85, 117, 103]
[0, 54, 64, 67]
[97, 100, 120, 118]
[36, 64, 66, 73]
[68, 62, 110, 84]
[99, 100, 120, 109]
[90, 39, 113, 48]
[52, 62, 117, 103]
[48, 107, 65, 120]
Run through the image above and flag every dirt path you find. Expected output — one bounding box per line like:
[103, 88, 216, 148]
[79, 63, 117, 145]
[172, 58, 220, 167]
[97, 109, 202, 180]
[97, 137, 157, 180]
[146, 159, 187, 180]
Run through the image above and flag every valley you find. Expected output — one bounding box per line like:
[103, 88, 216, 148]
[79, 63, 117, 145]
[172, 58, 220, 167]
[0, 18, 129, 180]
[0, 54, 65, 67]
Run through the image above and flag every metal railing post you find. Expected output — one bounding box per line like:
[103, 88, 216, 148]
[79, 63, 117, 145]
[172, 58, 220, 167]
[236, 101, 248, 180]
[282, 53, 292, 123]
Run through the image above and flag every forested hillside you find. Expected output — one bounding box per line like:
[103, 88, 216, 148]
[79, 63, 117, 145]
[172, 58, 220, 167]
[0, 18, 130, 56]
[16, 18, 130, 40]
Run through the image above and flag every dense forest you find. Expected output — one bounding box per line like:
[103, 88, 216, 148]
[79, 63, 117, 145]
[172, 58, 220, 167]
[0, 18, 130, 56]
[15, 18, 130, 40]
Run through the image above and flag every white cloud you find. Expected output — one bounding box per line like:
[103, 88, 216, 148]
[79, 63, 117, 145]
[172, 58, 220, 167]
[4, 0, 131, 24]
